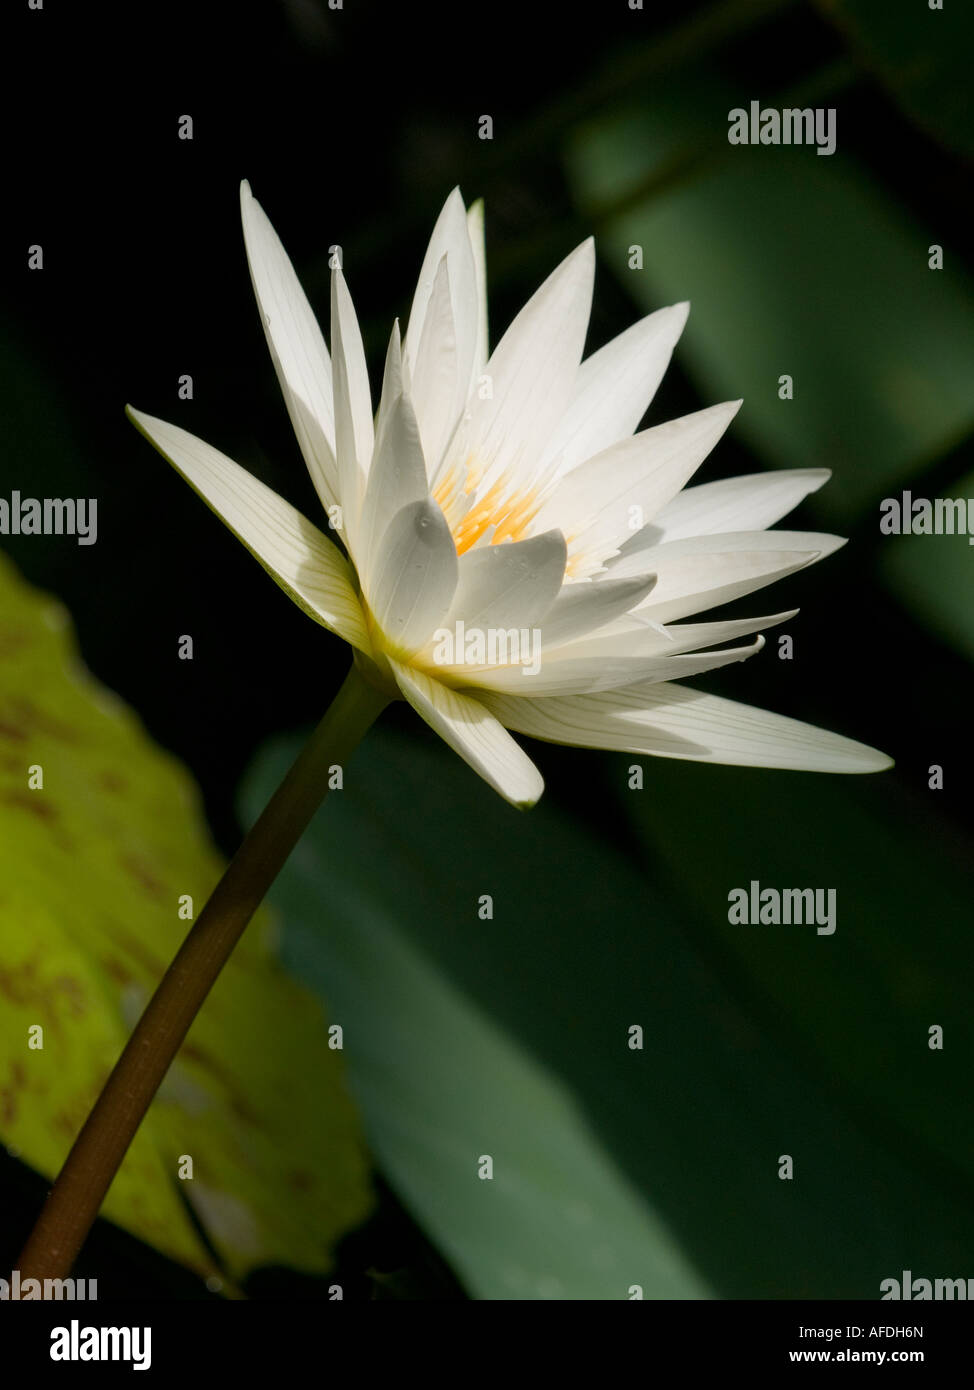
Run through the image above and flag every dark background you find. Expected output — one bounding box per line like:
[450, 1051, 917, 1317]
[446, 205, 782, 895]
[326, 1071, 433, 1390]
[2, 0, 972, 1299]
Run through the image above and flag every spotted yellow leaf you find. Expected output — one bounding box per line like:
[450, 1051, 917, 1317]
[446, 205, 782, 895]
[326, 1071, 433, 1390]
[0, 550, 372, 1284]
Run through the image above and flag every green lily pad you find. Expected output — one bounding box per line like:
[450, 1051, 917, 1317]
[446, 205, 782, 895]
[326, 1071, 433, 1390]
[0, 549, 372, 1282]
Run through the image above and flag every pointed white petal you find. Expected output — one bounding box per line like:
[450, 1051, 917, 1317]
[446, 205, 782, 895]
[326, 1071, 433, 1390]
[374, 319, 404, 451]
[610, 530, 845, 623]
[661, 609, 798, 654]
[466, 634, 765, 696]
[127, 407, 370, 653]
[466, 198, 489, 380]
[533, 401, 740, 560]
[481, 683, 893, 773]
[410, 256, 461, 470]
[542, 302, 690, 477]
[369, 497, 458, 656]
[358, 388, 430, 588]
[239, 182, 339, 512]
[437, 240, 595, 492]
[537, 573, 659, 649]
[549, 608, 796, 663]
[330, 268, 374, 532]
[625, 468, 832, 548]
[391, 660, 544, 807]
[405, 188, 478, 419]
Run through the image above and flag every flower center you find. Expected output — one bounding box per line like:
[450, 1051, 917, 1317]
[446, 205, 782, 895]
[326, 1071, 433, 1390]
[433, 458, 546, 556]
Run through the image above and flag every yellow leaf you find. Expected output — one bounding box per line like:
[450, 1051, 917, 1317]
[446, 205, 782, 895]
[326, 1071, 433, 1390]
[0, 550, 372, 1283]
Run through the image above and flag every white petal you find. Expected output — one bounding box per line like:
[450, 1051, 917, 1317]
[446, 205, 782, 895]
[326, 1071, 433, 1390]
[405, 188, 478, 418]
[330, 268, 374, 534]
[466, 198, 489, 381]
[481, 683, 893, 773]
[610, 530, 845, 623]
[549, 608, 796, 663]
[624, 468, 832, 548]
[391, 660, 544, 807]
[532, 401, 740, 560]
[661, 609, 798, 654]
[239, 182, 338, 512]
[127, 407, 370, 654]
[541, 302, 689, 478]
[374, 318, 404, 451]
[410, 256, 461, 471]
[537, 573, 659, 649]
[358, 388, 430, 588]
[369, 497, 458, 656]
[465, 634, 765, 696]
[444, 530, 567, 632]
[437, 240, 595, 492]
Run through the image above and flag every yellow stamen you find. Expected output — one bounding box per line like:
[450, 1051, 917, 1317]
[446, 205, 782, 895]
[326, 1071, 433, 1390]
[434, 461, 545, 557]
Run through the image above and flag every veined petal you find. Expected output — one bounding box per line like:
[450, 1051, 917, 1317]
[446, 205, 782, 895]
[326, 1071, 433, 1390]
[239, 182, 339, 513]
[391, 660, 544, 807]
[532, 401, 741, 565]
[463, 634, 765, 697]
[621, 468, 832, 549]
[661, 609, 798, 654]
[358, 387, 430, 589]
[330, 268, 374, 535]
[374, 319, 404, 451]
[405, 188, 478, 421]
[481, 683, 893, 773]
[127, 407, 370, 654]
[369, 497, 458, 656]
[547, 608, 796, 664]
[541, 302, 690, 478]
[451, 531, 566, 629]
[410, 256, 461, 471]
[611, 531, 845, 623]
[466, 198, 488, 382]
[537, 573, 660, 649]
[436, 239, 595, 494]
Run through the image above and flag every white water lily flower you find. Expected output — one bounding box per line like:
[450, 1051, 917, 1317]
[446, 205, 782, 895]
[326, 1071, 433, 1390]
[127, 183, 891, 807]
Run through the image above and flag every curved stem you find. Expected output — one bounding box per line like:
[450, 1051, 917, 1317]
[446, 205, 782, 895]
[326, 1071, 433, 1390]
[18, 662, 389, 1281]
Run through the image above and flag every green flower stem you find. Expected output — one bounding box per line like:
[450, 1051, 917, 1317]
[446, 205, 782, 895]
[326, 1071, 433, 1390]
[18, 662, 390, 1282]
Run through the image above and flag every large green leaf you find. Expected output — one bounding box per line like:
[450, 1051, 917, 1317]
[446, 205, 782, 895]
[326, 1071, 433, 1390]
[245, 734, 709, 1301]
[244, 718, 974, 1298]
[0, 550, 372, 1282]
[566, 77, 974, 519]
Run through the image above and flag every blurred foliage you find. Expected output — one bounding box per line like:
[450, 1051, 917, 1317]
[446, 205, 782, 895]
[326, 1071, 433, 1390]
[882, 467, 974, 665]
[0, 552, 372, 1284]
[245, 728, 711, 1301]
[245, 722, 974, 1298]
[565, 70, 974, 519]
[816, 0, 974, 161]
